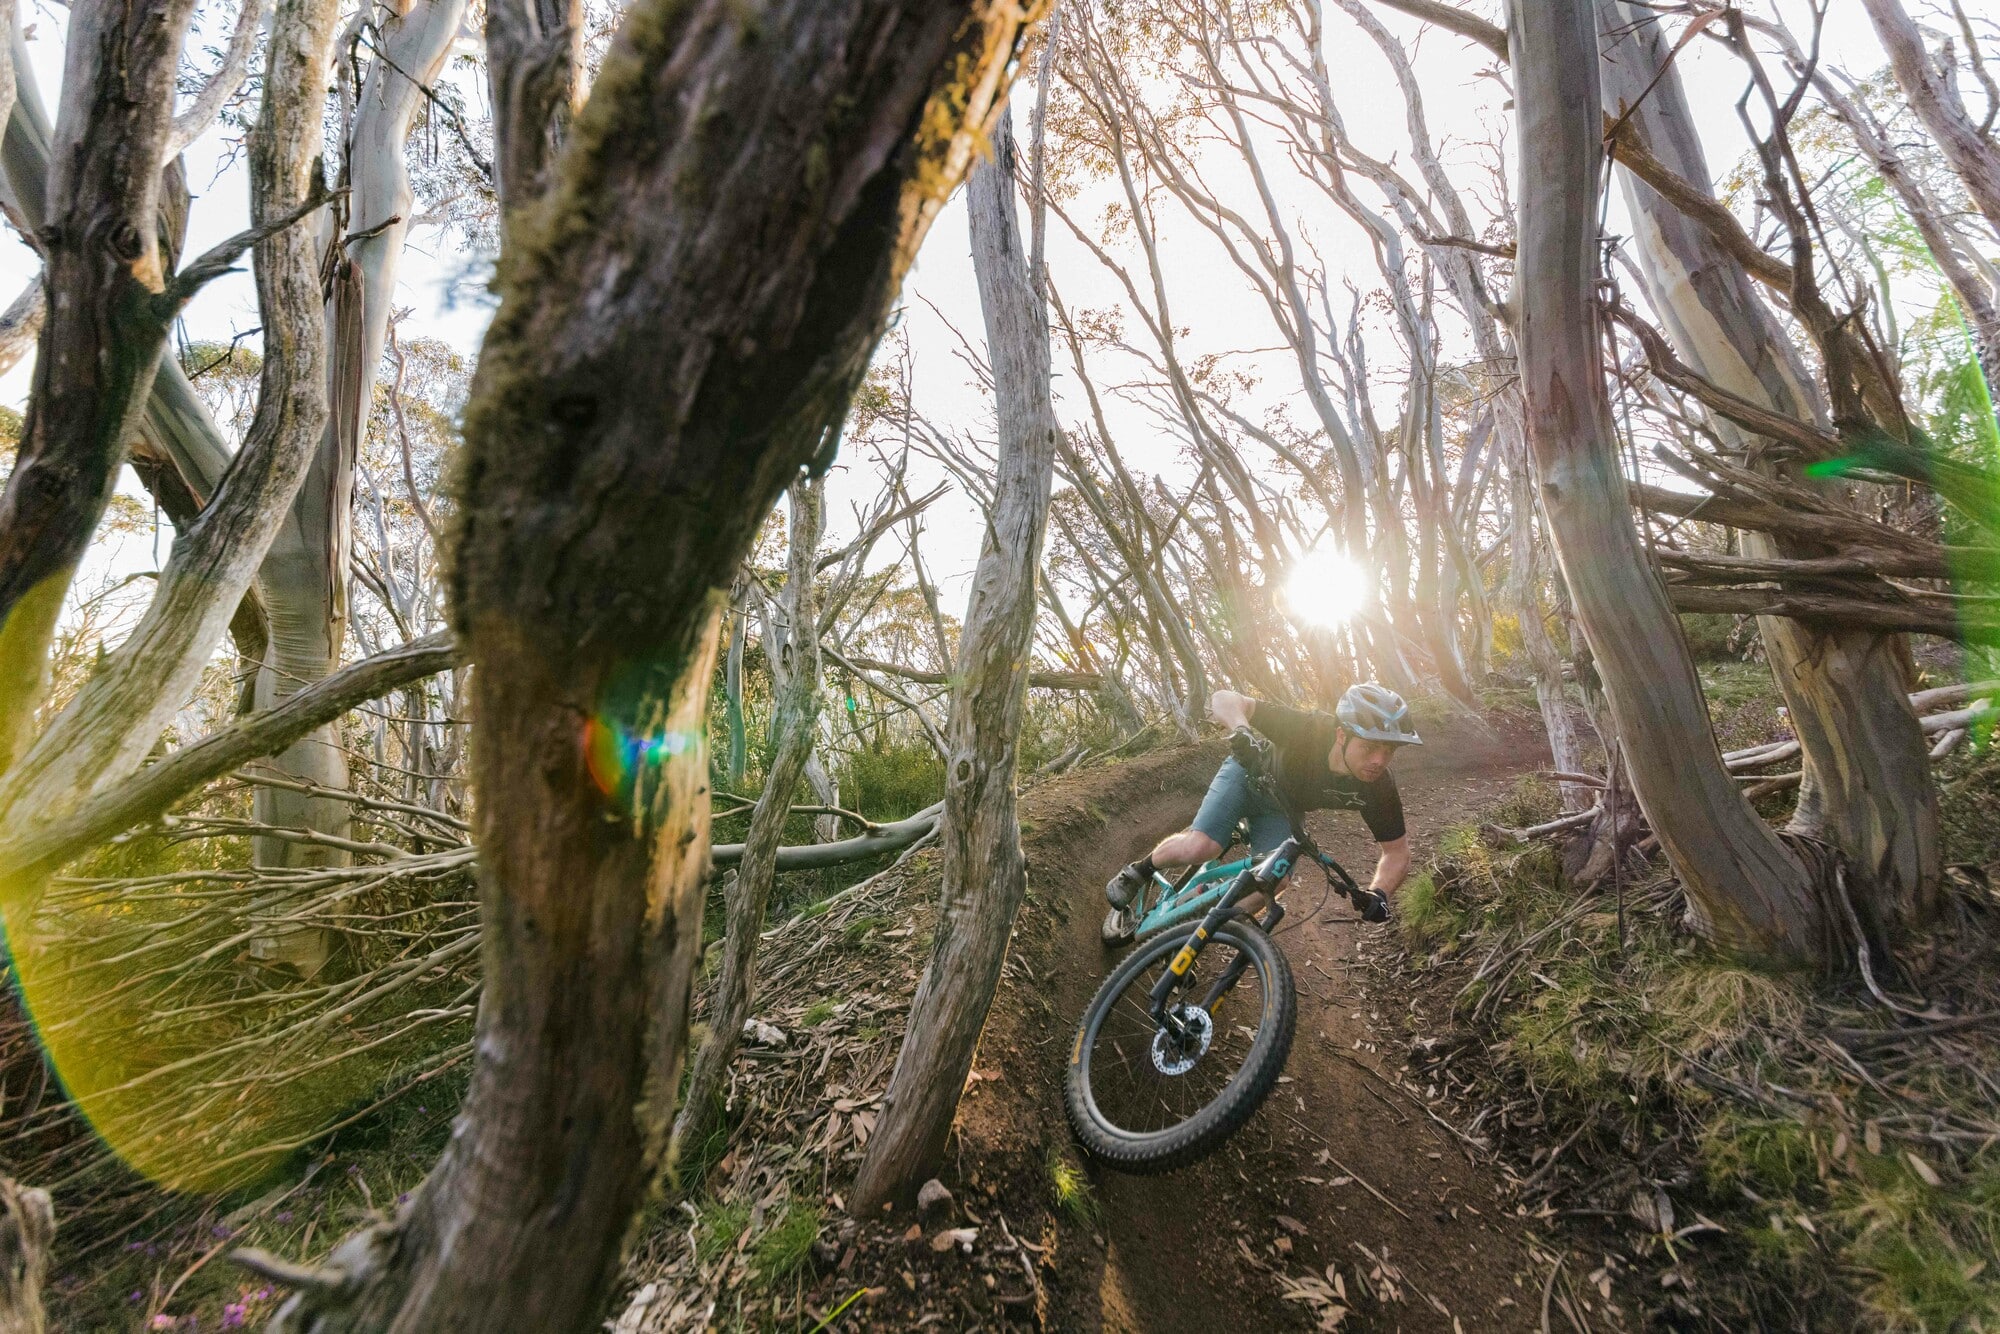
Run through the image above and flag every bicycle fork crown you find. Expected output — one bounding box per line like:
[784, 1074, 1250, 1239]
[1149, 1006, 1213, 1075]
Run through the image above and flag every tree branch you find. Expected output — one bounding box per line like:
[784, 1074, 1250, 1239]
[709, 800, 942, 871]
[1369, 0, 1507, 62]
[0, 633, 459, 882]
[842, 653, 1102, 692]
[1668, 585, 1979, 642]
[158, 180, 341, 310]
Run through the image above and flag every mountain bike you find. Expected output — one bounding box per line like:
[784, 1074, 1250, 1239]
[1064, 733, 1388, 1173]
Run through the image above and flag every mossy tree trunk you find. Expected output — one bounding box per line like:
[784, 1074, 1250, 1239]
[258, 3, 1032, 1329]
[854, 98, 1060, 1211]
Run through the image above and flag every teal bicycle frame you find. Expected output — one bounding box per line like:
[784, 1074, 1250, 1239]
[1134, 845, 1353, 937]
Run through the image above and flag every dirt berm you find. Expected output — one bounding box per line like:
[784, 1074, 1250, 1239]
[618, 723, 1561, 1331]
[953, 722, 1552, 1332]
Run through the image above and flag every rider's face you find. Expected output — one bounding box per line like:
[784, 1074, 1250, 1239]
[1340, 737, 1398, 782]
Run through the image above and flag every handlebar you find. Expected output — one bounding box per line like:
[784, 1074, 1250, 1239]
[1230, 726, 1389, 924]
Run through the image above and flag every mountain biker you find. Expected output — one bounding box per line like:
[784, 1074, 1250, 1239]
[1103, 683, 1419, 940]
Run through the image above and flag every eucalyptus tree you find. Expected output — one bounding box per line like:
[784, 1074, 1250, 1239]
[671, 477, 825, 1167]
[238, 1, 1038, 1325]
[0, 0, 342, 852]
[1510, 0, 1829, 960]
[1596, 0, 1939, 926]
[856, 91, 1062, 1210]
[1860, 0, 2000, 245]
[246, 0, 474, 974]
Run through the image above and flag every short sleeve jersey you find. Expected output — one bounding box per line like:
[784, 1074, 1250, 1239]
[1251, 701, 1407, 843]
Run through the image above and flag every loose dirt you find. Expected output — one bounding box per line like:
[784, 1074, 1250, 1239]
[972, 720, 1555, 1333]
[618, 724, 1561, 1331]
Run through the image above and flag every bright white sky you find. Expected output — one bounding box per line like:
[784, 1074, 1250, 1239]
[1, 0, 1896, 627]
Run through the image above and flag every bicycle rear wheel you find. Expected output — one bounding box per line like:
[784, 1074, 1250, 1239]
[1064, 919, 1295, 1173]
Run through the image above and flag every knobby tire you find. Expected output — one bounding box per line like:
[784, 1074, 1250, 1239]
[1065, 919, 1295, 1173]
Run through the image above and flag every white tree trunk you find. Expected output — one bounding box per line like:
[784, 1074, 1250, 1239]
[1511, 0, 1823, 960]
[250, 0, 469, 970]
[1600, 0, 1938, 925]
[854, 99, 1059, 1209]
[670, 478, 823, 1165]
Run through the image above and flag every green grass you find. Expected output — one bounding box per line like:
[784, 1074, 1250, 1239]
[1048, 1145, 1097, 1225]
[1698, 659, 1787, 752]
[840, 915, 889, 948]
[1395, 872, 1463, 953]
[800, 998, 837, 1028]
[751, 1201, 822, 1282]
[1424, 797, 2000, 1331]
[695, 1198, 753, 1266]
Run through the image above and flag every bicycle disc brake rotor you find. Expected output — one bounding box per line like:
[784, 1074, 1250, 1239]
[1149, 1006, 1214, 1076]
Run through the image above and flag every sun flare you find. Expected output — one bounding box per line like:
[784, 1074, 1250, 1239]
[1281, 547, 1370, 628]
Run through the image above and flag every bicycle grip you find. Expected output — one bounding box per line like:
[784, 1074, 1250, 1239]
[1229, 726, 1267, 773]
[1358, 890, 1389, 924]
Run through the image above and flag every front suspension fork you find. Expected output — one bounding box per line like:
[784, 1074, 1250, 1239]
[1146, 868, 1283, 1032]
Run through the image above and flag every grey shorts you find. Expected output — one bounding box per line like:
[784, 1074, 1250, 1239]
[1189, 758, 1293, 856]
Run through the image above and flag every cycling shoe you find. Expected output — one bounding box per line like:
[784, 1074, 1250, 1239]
[1105, 861, 1148, 909]
[1101, 904, 1137, 947]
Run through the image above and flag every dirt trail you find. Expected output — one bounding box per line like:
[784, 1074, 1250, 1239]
[1024, 723, 1551, 1332]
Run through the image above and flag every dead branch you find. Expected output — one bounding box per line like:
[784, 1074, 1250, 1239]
[0, 632, 460, 881]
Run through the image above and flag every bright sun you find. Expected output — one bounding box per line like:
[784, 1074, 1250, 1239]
[1281, 547, 1370, 628]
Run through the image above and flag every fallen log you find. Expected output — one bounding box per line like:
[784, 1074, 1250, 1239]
[710, 800, 944, 872]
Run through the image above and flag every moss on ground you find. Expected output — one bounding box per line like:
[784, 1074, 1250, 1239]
[1409, 816, 2000, 1330]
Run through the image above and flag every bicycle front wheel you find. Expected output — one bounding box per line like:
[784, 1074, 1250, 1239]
[1064, 919, 1295, 1173]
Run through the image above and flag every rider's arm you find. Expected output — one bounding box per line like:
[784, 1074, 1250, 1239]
[1208, 690, 1257, 731]
[1370, 836, 1411, 896]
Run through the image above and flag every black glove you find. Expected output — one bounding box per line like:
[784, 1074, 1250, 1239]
[1229, 726, 1266, 773]
[1358, 890, 1390, 924]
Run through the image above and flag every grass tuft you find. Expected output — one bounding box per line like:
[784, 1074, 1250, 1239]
[800, 997, 837, 1027]
[752, 1201, 822, 1283]
[1048, 1145, 1097, 1225]
[1395, 872, 1463, 952]
[694, 1198, 752, 1267]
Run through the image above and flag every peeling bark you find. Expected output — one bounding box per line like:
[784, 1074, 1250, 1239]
[1510, 0, 1822, 960]
[854, 100, 1059, 1210]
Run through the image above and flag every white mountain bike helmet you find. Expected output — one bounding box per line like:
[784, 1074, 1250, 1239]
[1335, 682, 1423, 746]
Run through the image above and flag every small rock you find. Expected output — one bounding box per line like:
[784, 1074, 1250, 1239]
[917, 1178, 954, 1220]
[929, 1227, 978, 1253]
[741, 1018, 788, 1048]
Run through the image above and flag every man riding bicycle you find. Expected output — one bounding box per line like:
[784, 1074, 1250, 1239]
[1103, 682, 1419, 942]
